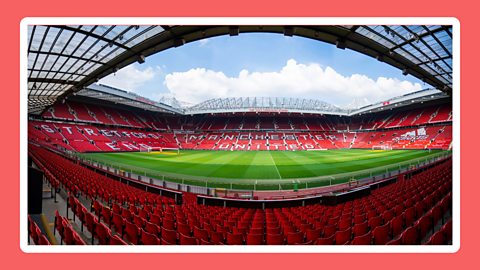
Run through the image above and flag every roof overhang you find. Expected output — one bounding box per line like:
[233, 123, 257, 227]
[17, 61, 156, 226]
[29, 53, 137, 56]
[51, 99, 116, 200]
[74, 84, 183, 114]
[27, 24, 453, 115]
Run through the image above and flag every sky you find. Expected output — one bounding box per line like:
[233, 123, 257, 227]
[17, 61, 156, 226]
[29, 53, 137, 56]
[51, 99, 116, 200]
[99, 33, 430, 108]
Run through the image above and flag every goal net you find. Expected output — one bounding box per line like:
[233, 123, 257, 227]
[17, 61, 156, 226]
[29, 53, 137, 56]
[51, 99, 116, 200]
[139, 145, 180, 154]
[372, 144, 392, 150]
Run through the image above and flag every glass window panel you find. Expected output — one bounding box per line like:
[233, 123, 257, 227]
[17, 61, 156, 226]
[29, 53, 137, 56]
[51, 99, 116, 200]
[79, 25, 95, 32]
[427, 25, 441, 31]
[41, 27, 61, 52]
[124, 27, 164, 47]
[389, 26, 409, 41]
[41, 55, 58, 71]
[394, 47, 420, 64]
[30, 26, 48, 51]
[28, 52, 37, 69]
[435, 75, 449, 84]
[30, 70, 39, 78]
[33, 53, 47, 70]
[93, 25, 113, 37]
[58, 57, 77, 73]
[51, 30, 75, 53]
[72, 36, 97, 58]
[103, 26, 129, 40]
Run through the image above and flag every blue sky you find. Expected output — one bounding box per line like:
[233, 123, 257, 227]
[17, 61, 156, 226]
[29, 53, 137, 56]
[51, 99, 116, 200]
[99, 33, 429, 107]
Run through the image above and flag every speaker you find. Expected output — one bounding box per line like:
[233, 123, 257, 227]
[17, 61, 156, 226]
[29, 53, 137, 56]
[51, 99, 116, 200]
[28, 166, 43, 215]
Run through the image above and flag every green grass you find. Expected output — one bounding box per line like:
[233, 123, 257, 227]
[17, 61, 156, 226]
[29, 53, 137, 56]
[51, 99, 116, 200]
[79, 149, 449, 190]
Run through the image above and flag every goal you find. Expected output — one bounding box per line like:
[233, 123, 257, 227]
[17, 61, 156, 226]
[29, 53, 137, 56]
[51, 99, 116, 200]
[372, 144, 392, 150]
[139, 145, 180, 154]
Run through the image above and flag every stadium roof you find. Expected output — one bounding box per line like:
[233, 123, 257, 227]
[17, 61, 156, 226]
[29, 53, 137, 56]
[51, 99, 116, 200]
[74, 84, 183, 114]
[183, 89, 449, 116]
[27, 25, 453, 115]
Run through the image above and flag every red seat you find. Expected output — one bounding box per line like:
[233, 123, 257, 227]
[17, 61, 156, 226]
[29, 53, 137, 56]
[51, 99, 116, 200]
[386, 237, 402, 245]
[322, 224, 337, 238]
[368, 216, 383, 230]
[161, 238, 175, 245]
[427, 230, 446, 245]
[266, 233, 284, 245]
[73, 233, 86, 245]
[249, 228, 264, 235]
[416, 214, 433, 239]
[112, 212, 125, 236]
[163, 218, 176, 230]
[199, 238, 213, 245]
[112, 204, 121, 215]
[315, 235, 334, 245]
[305, 228, 322, 242]
[335, 227, 352, 245]
[210, 231, 224, 244]
[382, 210, 394, 223]
[38, 234, 51, 245]
[76, 204, 87, 231]
[338, 218, 352, 231]
[133, 215, 146, 228]
[402, 226, 419, 244]
[149, 214, 162, 226]
[391, 214, 404, 237]
[141, 229, 160, 245]
[352, 221, 369, 237]
[246, 234, 264, 245]
[404, 207, 416, 227]
[121, 208, 133, 222]
[125, 221, 140, 244]
[95, 221, 111, 245]
[351, 231, 372, 245]
[62, 221, 75, 245]
[266, 227, 281, 235]
[441, 219, 452, 242]
[110, 233, 128, 245]
[161, 227, 178, 244]
[430, 205, 443, 227]
[193, 226, 209, 242]
[145, 221, 160, 237]
[226, 233, 244, 245]
[54, 210, 64, 239]
[101, 206, 112, 226]
[179, 233, 198, 245]
[177, 222, 192, 236]
[286, 231, 304, 245]
[85, 211, 97, 237]
[373, 222, 390, 244]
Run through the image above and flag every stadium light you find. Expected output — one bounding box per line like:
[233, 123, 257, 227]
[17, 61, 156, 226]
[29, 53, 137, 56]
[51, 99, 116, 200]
[137, 54, 146, 64]
[402, 69, 409, 76]
[336, 38, 346, 50]
[173, 38, 186, 47]
[284, 27, 295, 37]
[229, 26, 239, 36]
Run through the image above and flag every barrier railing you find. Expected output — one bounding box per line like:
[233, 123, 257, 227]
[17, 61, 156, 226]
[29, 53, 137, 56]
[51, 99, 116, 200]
[71, 150, 451, 194]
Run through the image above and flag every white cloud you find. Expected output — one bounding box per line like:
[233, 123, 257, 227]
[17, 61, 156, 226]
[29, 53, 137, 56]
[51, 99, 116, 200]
[163, 59, 423, 106]
[99, 64, 158, 92]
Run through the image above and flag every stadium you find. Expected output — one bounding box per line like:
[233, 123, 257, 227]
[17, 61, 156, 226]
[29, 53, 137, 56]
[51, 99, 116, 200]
[26, 23, 454, 247]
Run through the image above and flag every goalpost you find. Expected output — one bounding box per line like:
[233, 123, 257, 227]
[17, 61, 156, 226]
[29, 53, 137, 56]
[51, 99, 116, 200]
[139, 145, 180, 154]
[372, 144, 393, 150]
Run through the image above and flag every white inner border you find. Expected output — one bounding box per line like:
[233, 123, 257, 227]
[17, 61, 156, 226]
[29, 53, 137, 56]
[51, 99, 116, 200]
[20, 17, 460, 253]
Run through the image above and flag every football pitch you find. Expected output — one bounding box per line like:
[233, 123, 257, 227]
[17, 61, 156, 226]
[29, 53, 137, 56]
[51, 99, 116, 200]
[80, 149, 449, 190]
